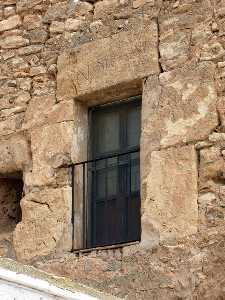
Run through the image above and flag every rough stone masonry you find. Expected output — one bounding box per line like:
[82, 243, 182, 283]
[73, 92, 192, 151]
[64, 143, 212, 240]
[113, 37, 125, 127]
[0, 0, 224, 299]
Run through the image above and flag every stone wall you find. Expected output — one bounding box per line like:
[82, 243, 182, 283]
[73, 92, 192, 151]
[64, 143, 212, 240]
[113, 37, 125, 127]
[0, 1, 224, 293]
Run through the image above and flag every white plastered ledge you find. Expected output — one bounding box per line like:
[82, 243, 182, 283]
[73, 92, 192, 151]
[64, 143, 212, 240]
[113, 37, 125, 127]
[0, 258, 121, 300]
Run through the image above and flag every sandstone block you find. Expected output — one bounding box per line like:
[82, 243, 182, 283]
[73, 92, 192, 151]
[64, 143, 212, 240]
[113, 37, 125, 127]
[43, 2, 67, 23]
[24, 165, 71, 189]
[57, 21, 159, 104]
[0, 113, 25, 136]
[143, 145, 198, 242]
[217, 98, 225, 131]
[23, 96, 74, 130]
[65, 18, 83, 32]
[200, 41, 225, 61]
[142, 62, 218, 151]
[3, 6, 15, 18]
[17, 45, 43, 56]
[0, 133, 31, 174]
[31, 121, 74, 170]
[23, 14, 42, 30]
[29, 65, 46, 77]
[69, 1, 93, 18]
[199, 146, 225, 190]
[89, 20, 103, 34]
[94, 0, 120, 20]
[27, 28, 48, 44]
[50, 21, 65, 34]
[209, 132, 225, 142]
[159, 1, 213, 32]
[13, 187, 72, 261]
[0, 35, 29, 49]
[3, 0, 17, 5]
[159, 30, 190, 71]
[133, 0, 148, 9]
[17, 77, 32, 91]
[0, 91, 30, 112]
[0, 15, 21, 32]
[16, 0, 43, 13]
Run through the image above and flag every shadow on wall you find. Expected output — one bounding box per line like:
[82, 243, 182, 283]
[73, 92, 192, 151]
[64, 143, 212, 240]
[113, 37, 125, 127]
[0, 173, 23, 256]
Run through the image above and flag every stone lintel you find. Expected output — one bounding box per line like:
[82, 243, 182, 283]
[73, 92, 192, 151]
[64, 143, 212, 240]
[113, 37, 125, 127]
[57, 21, 159, 105]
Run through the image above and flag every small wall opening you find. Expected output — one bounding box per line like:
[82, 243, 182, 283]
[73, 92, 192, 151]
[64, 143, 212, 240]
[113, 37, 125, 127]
[0, 172, 23, 237]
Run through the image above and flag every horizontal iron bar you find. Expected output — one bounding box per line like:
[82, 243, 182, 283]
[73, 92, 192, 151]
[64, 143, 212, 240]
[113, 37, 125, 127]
[69, 148, 140, 167]
[72, 240, 140, 254]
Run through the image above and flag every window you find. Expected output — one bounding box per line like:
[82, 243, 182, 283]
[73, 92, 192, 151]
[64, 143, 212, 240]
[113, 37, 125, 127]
[88, 97, 141, 248]
[72, 96, 141, 250]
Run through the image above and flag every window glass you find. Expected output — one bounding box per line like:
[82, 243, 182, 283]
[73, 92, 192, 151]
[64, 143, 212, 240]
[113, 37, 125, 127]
[95, 111, 119, 155]
[127, 106, 141, 148]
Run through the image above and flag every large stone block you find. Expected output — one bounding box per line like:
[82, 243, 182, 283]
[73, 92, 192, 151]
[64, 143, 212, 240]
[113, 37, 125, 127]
[25, 122, 74, 188]
[0, 15, 22, 32]
[22, 95, 74, 130]
[57, 22, 159, 104]
[142, 145, 198, 242]
[13, 187, 72, 262]
[0, 133, 31, 174]
[31, 121, 74, 170]
[142, 62, 218, 151]
[0, 36, 29, 49]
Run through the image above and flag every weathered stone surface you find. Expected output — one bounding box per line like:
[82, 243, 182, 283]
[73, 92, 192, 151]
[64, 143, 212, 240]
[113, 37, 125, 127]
[26, 28, 48, 44]
[13, 187, 72, 261]
[65, 18, 83, 32]
[23, 96, 74, 130]
[71, 101, 88, 250]
[143, 145, 198, 242]
[0, 35, 29, 49]
[199, 146, 225, 190]
[0, 133, 31, 174]
[133, 0, 148, 9]
[23, 14, 42, 30]
[16, 0, 43, 13]
[0, 91, 30, 111]
[50, 21, 65, 34]
[159, 0, 213, 70]
[71, 101, 88, 163]
[142, 62, 218, 150]
[31, 121, 74, 170]
[0, 15, 21, 32]
[0, 113, 25, 136]
[94, 0, 121, 20]
[4, 6, 16, 18]
[57, 22, 159, 104]
[217, 97, 225, 131]
[159, 29, 190, 71]
[29, 65, 46, 76]
[17, 44, 43, 56]
[43, 2, 67, 23]
[69, 1, 93, 18]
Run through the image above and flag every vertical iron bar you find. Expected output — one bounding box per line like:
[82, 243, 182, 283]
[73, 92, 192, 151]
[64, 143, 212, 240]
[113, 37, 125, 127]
[71, 165, 75, 252]
[93, 160, 97, 247]
[83, 163, 86, 249]
[128, 152, 132, 240]
[105, 157, 108, 244]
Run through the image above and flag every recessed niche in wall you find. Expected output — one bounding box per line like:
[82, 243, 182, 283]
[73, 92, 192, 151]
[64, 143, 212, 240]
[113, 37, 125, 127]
[0, 172, 23, 236]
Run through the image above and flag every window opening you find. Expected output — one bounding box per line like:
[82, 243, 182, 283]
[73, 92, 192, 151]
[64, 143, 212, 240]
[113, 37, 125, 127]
[72, 96, 141, 250]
